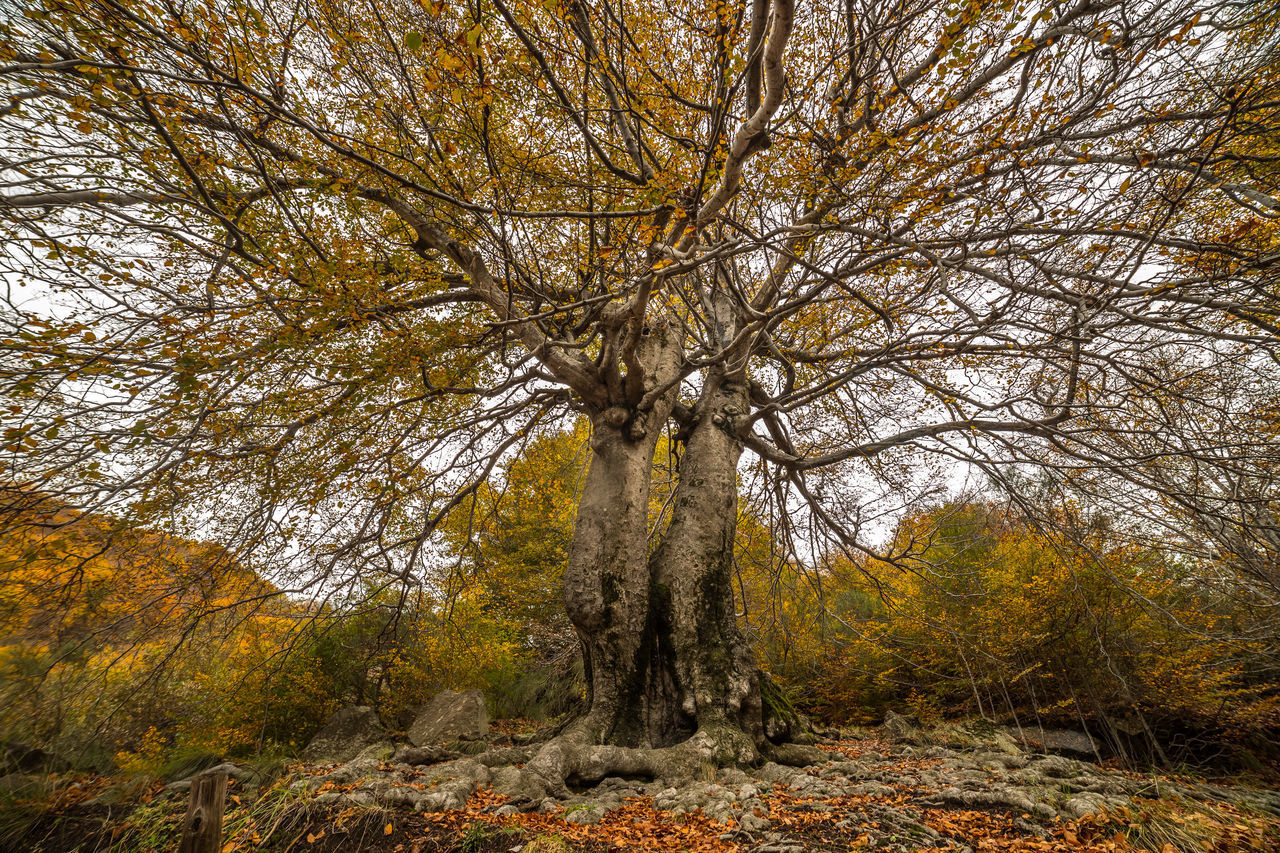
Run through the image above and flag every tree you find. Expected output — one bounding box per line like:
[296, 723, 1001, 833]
[2, 0, 1279, 788]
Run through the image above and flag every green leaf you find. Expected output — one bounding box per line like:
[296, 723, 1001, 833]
[404, 31, 423, 51]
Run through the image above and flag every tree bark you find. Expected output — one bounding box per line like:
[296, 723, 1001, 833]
[178, 772, 227, 853]
[564, 349, 767, 762]
[648, 373, 764, 762]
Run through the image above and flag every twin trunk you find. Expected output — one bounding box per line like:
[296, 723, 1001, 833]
[563, 367, 766, 759]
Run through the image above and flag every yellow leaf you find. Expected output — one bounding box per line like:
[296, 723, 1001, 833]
[384, 822, 394, 835]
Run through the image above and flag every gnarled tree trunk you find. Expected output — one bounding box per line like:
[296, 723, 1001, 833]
[562, 339, 770, 763]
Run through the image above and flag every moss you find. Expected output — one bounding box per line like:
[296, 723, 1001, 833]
[760, 673, 804, 744]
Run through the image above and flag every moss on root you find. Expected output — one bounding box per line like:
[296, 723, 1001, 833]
[760, 673, 810, 745]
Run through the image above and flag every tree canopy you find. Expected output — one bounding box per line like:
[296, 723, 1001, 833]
[2, 0, 1279, 767]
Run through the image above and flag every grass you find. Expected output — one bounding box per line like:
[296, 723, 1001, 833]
[0, 773, 63, 850]
[458, 821, 525, 853]
[1085, 798, 1280, 853]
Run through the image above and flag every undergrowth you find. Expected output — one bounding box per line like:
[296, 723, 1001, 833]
[1081, 798, 1280, 853]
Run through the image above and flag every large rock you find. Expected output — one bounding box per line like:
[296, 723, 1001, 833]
[1024, 727, 1100, 758]
[408, 689, 489, 746]
[881, 710, 921, 742]
[301, 706, 385, 763]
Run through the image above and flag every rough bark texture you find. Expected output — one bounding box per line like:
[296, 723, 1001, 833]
[563, 319, 770, 764]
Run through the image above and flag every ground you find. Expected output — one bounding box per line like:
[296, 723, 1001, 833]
[8, 725, 1280, 853]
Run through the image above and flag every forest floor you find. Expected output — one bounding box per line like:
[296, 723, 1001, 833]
[8, 728, 1280, 853]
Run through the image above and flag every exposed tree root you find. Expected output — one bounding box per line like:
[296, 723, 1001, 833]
[507, 717, 823, 808]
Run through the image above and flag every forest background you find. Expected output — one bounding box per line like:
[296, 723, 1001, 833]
[4, 420, 1277, 778]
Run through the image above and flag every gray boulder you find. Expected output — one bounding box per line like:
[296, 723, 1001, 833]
[301, 706, 386, 763]
[881, 710, 921, 742]
[408, 689, 489, 745]
[1024, 727, 1100, 759]
[769, 743, 827, 767]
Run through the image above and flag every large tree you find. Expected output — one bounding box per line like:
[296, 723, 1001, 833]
[2, 0, 1278, 786]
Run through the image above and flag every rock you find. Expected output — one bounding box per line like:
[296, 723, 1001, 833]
[377, 785, 428, 809]
[770, 743, 827, 767]
[346, 790, 376, 806]
[416, 782, 470, 812]
[1024, 727, 1100, 759]
[787, 774, 829, 794]
[564, 804, 606, 825]
[971, 751, 1027, 770]
[302, 706, 386, 763]
[822, 759, 869, 780]
[200, 762, 261, 784]
[756, 762, 802, 784]
[881, 711, 921, 742]
[717, 766, 753, 785]
[408, 689, 489, 745]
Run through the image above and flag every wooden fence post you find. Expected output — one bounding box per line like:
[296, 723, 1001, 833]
[178, 771, 228, 853]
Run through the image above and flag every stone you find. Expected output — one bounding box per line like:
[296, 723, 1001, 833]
[1025, 727, 1100, 758]
[770, 743, 827, 767]
[352, 741, 395, 763]
[564, 804, 606, 825]
[301, 706, 386, 763]
[881, 711, 921, 742]
[756, 762, 801, 784]
[822, 760, 869, 779]
[378, 785, 428, 809]
[408, 689, 489, 745]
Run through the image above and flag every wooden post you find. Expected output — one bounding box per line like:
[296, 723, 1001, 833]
[178, 771, 228, 853]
